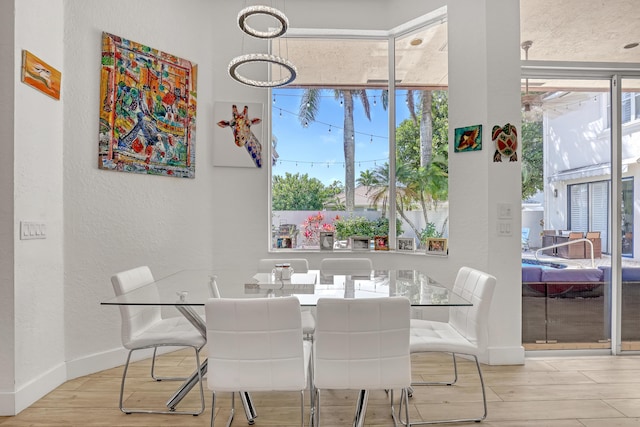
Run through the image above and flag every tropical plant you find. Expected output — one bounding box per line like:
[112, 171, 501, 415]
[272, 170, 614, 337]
[272, 172, 342, 210]
[357, 170, 376, 187]
[301, 212, 337, 247]
[333, 215, 402, 240]
[418, 221, 443, 246]
[521, 117, 543, 200]
[333, 215, 374, 240]
[299, 89, 386, 212]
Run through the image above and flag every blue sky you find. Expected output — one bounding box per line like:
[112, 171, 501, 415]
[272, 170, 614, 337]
[271, 88, 410, 186]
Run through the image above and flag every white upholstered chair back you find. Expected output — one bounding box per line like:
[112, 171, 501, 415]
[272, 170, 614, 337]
[448, 266, 497, 351]
[205, 296, 309, 392]
[257, 258, 309, 273]
[313, 296, 411, 390]
[319, 257, 372, 275]
[111, 266, 161, 349]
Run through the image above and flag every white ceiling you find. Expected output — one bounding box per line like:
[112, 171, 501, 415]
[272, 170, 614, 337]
[520, 0, 640, 63]
[269, 0, 640, 90]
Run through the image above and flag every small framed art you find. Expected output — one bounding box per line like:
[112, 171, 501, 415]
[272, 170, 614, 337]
[454, 124, 482, 152]
[426, 237, 448, 254]
[350, 236, 370, 251]
[276, 237, 293, 249]
[21, 50, 61, 100]
[397, 237, 415, 251]
[320, 232, 335, 251]
[374, 235, 389, 251]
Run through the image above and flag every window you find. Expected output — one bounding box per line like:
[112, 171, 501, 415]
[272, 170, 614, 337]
[269, 10, 448, 251]
[568, 180, 610, 253]
[621, 92, 640, 124]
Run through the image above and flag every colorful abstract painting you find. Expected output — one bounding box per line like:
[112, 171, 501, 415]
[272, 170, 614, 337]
[98, 32, 197, 178]
[454, 124, 482, 152]
[21, 50, 61, 100]
[213, 102, 263, 168]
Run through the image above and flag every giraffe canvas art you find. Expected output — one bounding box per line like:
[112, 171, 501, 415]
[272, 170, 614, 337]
[213, 102, 263, 168]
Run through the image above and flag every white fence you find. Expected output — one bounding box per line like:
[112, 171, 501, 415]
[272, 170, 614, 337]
[273, 204, 449, 248]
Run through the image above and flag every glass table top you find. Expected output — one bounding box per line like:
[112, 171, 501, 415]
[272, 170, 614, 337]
[101, 269, 471, 307]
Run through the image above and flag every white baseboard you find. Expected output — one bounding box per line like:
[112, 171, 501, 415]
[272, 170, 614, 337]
[0, 346, 192, 416]
[66, 346, 164, 380]
[0, 392, 15, 416]
[486, 345, 526, 365]
[0, 362, 67, 416]
[65, 347, 129, 380]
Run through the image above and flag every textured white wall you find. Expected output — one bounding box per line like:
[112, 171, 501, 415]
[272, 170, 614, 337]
[62, 0, 219, 374]
[0, 0, 16, 411]
[7, 0, 66, 414]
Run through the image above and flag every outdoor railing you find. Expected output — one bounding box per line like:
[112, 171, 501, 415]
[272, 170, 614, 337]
[534, 238, 596, 268]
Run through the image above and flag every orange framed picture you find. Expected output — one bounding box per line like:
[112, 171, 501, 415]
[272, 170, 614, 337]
[21, 50, 61, 100]
[374, 235, 389, 251]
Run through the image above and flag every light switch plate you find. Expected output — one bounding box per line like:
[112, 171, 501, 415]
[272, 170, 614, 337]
[20, 221, 46, 240]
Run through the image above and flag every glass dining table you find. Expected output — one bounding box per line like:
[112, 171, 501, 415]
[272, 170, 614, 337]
[101, 268, 471, 424]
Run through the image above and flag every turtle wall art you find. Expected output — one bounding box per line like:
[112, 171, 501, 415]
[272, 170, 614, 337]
[492, 123, 518, 162]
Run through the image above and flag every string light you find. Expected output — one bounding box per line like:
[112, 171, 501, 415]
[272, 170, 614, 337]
[270, 105, 388, 142]
[275, 158, 386, 167]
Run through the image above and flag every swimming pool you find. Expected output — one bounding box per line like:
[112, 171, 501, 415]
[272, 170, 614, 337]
[522, 258, 568, 269]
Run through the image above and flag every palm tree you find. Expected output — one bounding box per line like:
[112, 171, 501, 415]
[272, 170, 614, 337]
[406, 90, 434, 167]
[298, 89, 373, 212]
[357, 170, 376, 187]
[367, 161, 427, 237]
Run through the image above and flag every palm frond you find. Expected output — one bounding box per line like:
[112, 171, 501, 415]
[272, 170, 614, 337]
[298, 89, 322, 126]
[356, 90, 371, 120]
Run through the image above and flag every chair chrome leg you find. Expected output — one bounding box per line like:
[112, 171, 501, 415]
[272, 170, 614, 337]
[404, 354, 488, 425]
[411, 353, 458, 388]
[300, 390, 305, 427]
[120, 345, 205, 416]
[394, 388, 411, 427]
[313, 389, 321, 427]
[118, 349, 134, 414]
[240, 391, 257, 424]
[353, 390, 369, 427]
[150, 346, 192, 381]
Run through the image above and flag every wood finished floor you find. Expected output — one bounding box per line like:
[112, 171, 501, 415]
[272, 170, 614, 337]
[3, 350, 640, 426]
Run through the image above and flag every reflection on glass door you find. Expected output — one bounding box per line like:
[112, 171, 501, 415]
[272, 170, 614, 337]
[521, 77, 612, 350]
[622, 178, 633, 257]
[619, 78, 640, 350]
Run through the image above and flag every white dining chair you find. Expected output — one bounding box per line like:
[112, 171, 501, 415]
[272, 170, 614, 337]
[319, 257, 372, 275]
[205, 296, 311, 427]
[402, 266, 496, 425]
[110, 266, 205, 415]
[257, 258, 315, 339]
[313, 297, 411, 427]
